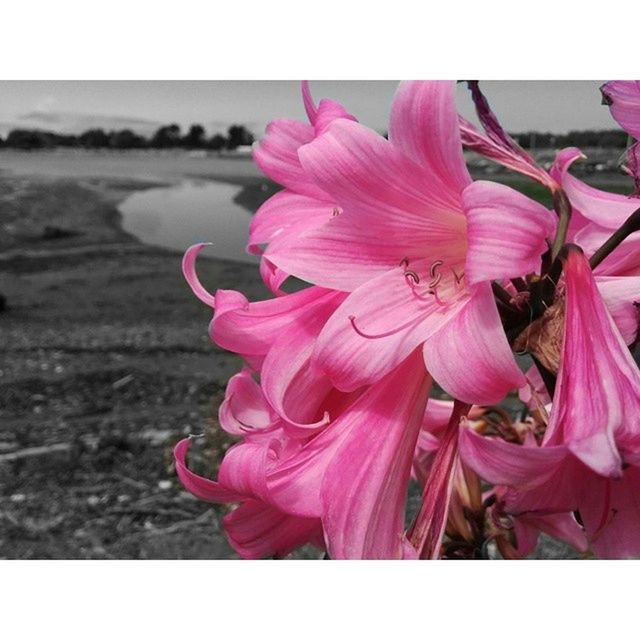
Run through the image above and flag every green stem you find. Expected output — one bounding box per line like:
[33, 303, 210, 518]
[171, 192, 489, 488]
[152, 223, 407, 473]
[589, 207, 640, 270]
[549, 189, 572, 262]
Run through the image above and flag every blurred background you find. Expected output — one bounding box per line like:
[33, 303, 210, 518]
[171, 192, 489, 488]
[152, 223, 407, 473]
[0, 80, 633, 558]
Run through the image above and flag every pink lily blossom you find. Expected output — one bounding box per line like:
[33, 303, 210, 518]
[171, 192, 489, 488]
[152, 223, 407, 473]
[460, 246, 640, 557]
[264, 81, 555, 405]
[175, 348, 440, 558]
[177, 80, 640, 559]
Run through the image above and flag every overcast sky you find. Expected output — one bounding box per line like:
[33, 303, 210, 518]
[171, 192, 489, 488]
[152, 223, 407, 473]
[0, 80, 618, 137]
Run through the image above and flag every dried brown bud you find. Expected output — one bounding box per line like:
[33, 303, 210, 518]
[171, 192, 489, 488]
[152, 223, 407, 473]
[513, 299, 565, 375]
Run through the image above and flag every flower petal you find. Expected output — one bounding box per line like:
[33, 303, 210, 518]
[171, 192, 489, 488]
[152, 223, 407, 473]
[218, 438, 278, 503]
[265, 211, 456, 291]
[459, 82, 554, 189]
[258, 256, 289, 296]
[313, 263, 468, 392]
[260, 292, 343, 432]
[463, 180, 556, 285]
[524, 513, 588, 553]
[575, 223, 640, 277]
[389, 81, 471, 198]
[596, 276, 640, 345]
[578, 465, 640, 559]
[266, 119, 468, 290]
[313, 98, 357, 136]
[459, 116, 554, 188]
[223, 500, 323, 559]
[173, 438, 244, 503]
[553, 146, 640, 229]
[301, 80, 317, 124]
[182, 243, 218, 308]
[601, 80, 640, 139]
[320, 350, 432, 559]
[423, 282, 526, 405]
[408, 401, 469, 559]
[459, 427, 568, 488]
[248, 190, 335, 256]
[253, 118, 328, 199]
[212, 285, 343, 356]
[218, 368, 279, 436]
[301, 118, 466, 223]
[544, 248, 640, 476]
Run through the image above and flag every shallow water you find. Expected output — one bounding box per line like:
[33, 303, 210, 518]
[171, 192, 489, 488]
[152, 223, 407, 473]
[119, 180, 259, 263]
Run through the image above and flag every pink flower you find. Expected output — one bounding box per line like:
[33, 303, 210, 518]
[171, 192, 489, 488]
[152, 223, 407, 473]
[175, 348, 434, 558]
[264, 81, 555, 405]
[460, 246, 640, 557]
[177, 81, 640, 559]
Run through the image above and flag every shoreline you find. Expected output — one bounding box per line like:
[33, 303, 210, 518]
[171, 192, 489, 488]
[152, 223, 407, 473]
[0, 152, 276, 257]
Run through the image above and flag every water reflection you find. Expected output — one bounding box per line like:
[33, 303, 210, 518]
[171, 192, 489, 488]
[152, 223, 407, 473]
[119, 180, 258, 263]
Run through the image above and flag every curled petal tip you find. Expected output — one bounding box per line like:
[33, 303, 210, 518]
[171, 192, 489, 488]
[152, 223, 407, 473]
[182, 242, 217, 308]
[301, 80, 318, 124]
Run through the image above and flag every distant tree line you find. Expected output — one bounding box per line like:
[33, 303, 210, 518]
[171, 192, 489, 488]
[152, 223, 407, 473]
[514, 129, 629, 150]
[0, 123, 255, 151]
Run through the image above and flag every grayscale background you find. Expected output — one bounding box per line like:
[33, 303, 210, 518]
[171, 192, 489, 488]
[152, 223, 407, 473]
[0, 81, 628, 559]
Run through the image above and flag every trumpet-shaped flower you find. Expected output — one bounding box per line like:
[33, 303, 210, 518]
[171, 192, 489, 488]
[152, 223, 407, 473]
[460, 246, 640, 557]
[264, 81, 555, 404]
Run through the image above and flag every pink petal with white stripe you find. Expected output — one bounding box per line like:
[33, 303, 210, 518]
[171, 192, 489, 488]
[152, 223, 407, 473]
[253, 118, 328, 199]
[320, 351, 432, 559]
[313, 263, 468, 392]
[553, 146, 640, 229]
[463, 180, 556, 285]
[223, 500, 323, 559]
[543, 248, 640, 476]
[389, 81, 471, 200]
[423, 283, 526, 405]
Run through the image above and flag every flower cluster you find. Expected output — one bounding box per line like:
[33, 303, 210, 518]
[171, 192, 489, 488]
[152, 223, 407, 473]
[175, 80, 640, 559]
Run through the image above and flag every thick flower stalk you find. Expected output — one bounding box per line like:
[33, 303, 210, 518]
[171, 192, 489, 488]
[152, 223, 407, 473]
[175, 79, 640, 559]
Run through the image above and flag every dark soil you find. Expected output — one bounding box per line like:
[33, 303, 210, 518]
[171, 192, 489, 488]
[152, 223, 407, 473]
[0, 170, 277, 559]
